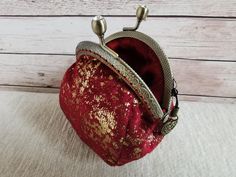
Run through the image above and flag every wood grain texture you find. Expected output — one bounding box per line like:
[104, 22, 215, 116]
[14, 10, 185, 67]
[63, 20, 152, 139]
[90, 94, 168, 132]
[0, 0, 236, 17]
[0, 17, 235, 61]
[0, 2, 235, 102]
[0, 54, 235, 99]
[0, 91, 235, 177]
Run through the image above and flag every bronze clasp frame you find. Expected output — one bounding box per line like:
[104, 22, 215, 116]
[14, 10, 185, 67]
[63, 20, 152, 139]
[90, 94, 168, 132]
[123, 5, 149, 31]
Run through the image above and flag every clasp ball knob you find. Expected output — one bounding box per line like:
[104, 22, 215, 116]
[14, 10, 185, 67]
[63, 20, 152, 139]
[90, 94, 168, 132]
[136, 5, 149, 21]
[91, 15, 107, 44]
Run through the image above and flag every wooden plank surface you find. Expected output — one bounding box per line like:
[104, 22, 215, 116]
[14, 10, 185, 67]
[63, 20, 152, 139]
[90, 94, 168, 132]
[0, 91, 235, 177]
[0, 54, 235, 99]
[0, 2, 235, 102]
[0, 0, 236, 17]
[0, 17, 235, 61]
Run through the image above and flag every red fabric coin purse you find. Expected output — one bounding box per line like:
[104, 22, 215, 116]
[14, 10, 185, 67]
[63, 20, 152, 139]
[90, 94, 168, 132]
[59, 5, 179, 166]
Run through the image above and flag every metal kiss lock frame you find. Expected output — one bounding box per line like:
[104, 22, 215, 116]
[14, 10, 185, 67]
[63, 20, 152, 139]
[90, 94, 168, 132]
[76, 5, 179, 135]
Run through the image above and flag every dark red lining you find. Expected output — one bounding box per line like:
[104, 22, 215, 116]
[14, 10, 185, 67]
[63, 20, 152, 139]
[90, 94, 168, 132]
[107, 37, 165, 105]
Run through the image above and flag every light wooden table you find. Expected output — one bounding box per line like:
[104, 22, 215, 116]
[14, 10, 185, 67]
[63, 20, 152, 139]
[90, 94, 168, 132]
[0, 1, 235, 102]
[0, 90, 235, 177]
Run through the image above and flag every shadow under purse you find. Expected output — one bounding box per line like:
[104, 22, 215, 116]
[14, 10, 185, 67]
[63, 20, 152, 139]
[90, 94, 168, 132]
[59, 5, 179, 166]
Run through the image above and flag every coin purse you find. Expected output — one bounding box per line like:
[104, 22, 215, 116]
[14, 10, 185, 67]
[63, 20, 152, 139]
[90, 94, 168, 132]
[59, 6, 179, 166]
